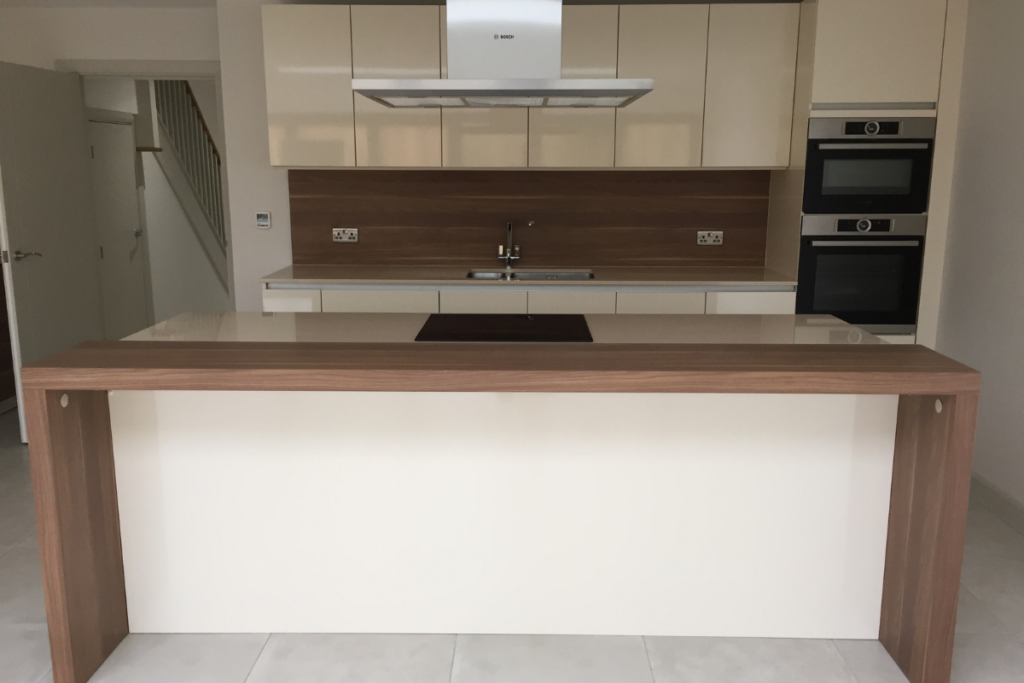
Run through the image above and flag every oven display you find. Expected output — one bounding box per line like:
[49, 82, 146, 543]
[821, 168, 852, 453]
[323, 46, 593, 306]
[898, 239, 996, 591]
[822, 159, 914, 196]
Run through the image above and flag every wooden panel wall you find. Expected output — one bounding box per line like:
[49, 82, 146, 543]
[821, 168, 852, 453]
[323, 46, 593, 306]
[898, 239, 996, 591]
[289, 170, 771, 268]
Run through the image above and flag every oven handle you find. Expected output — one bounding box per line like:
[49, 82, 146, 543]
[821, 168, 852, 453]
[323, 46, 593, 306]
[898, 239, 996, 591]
[817, 143, 930, 150]
[811, 240, 922, 248]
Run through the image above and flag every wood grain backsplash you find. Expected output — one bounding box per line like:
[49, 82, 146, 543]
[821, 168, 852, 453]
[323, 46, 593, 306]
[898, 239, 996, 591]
[289, 170, 770, 268]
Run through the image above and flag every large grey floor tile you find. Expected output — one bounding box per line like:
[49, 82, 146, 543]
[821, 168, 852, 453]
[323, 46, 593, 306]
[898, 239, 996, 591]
[964, 506, 1024, 561]
[0, 546, 45, 625]
[950, 633, 1024, 683]
[960, 553, 1024, 632]
[0, 625, 51, 683]
[89, 634, 269, 683]
[646, 637, 856, 683]
[247, 634, 455, 683]
[0, 488, 37, 547]
[956, 586, 1013, 634]
[452, 635, 652, 683]
[833, 640, 908, 683]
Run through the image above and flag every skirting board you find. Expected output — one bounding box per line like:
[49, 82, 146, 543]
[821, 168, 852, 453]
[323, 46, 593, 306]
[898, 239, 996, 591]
[971, 476, 1024, 539]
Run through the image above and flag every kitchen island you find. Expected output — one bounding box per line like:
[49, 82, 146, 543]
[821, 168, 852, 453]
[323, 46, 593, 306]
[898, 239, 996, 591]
[23, 314, 979, 683]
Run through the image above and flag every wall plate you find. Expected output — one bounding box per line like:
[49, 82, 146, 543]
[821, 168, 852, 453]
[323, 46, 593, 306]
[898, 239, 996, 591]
[256, 212, 272, 229]
[333, 228, 359, 243]
[697, 231, 724, 246]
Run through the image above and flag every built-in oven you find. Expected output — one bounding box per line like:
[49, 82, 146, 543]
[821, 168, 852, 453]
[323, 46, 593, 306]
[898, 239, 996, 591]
[803, 118, 936, 216]
[796, 215, 926, 334]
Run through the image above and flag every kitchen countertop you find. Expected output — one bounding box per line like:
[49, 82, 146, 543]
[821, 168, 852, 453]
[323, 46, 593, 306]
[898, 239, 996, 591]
[261, 265, 798, 290]
[124, 312, 881, 345]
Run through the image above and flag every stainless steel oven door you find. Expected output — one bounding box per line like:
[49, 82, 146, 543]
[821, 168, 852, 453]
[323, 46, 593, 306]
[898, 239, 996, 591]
[803, 141, 934, 215]
[796, 236, 924, 334]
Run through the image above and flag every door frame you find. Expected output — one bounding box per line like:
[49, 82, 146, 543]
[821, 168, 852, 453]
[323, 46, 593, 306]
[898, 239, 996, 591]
[0, 151, 28, 440]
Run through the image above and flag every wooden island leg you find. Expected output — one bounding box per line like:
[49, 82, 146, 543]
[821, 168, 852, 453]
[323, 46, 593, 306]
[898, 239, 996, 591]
[881, 392, 980, 683]
[25, 389, 128, 683]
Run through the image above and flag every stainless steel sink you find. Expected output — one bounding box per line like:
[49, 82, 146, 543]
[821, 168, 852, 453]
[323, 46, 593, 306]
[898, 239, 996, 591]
[467, 270, 595, 281]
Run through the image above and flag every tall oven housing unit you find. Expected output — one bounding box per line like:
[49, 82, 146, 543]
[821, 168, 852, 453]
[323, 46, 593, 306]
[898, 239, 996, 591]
[796, 118, 936, 335]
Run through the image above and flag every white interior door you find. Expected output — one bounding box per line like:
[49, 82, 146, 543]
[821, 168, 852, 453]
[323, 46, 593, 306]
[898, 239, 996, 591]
[0, 62, 106, 437]
[89, 118, 152, 339]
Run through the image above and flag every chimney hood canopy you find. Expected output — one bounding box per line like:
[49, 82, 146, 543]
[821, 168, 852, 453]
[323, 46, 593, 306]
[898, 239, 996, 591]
[352, 0, 654, 108]
[352, 79, 654, 109]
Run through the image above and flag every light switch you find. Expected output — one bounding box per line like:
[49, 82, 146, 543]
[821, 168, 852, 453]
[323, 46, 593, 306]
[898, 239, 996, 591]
[256, 212, 272, 229]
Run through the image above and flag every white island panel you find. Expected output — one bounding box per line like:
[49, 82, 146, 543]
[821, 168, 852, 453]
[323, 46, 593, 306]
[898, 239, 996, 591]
[110, 390, 898, 638]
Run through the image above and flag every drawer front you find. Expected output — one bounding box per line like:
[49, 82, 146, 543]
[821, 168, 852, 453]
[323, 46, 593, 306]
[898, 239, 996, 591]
[262, 289, 323, 313]
[616, 292, 706, 314]
[440, 290, 528, 314]
[705, 292, 796, 315]
[527, 291, 617, 315]
[322, 290, 439, 313]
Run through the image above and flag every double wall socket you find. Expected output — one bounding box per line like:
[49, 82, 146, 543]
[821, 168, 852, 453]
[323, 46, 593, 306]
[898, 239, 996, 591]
[697, 231, 724, 246]
[333, 228, 359, 243]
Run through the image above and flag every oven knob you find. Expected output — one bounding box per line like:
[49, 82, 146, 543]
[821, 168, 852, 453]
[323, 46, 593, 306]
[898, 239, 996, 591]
[864, 121, 881, 136]
[857, 219, 873, 232]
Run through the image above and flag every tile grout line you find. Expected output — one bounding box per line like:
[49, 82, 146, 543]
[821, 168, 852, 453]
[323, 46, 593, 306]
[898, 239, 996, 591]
[641, 636, 657, 683]
[960, 582, 1018, 635]
[447, 634, 459, 683]
[830, 639, 870, 683]
[241, 633, 272, 683]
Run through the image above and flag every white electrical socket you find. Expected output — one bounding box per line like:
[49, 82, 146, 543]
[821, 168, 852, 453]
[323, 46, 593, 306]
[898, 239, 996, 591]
[333, 228, 359, 243]
[697, 230, 724, 246]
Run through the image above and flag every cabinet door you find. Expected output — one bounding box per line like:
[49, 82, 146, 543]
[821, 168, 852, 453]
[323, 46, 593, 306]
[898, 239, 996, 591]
[705, 292, 796, 315]
[703, 4, 799, 168]
[351, 6, 442, 167]
[528, 291, 617, 315]
[322, 290, 439, 313]
[616, 5, 709, 168]
[616, 292, 707, 315]
[263, 289, 322, 313]
[812, 0, 948, 105]
[262, 6, 355, 167]
[440, 290, 528, 314]
[440, 8, 528, 168]
[528, 6, 618, 168]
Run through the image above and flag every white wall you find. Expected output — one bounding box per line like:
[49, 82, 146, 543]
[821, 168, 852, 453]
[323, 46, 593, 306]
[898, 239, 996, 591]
[217, 0, 291, 312]
[142, 153, 231, 322]
[0, 8, 219, 70]
[83, 76, 139, 114]
[937, 0, 1024, 508]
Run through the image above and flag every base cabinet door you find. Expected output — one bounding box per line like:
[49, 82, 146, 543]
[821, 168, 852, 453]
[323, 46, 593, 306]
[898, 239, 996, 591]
[322, 290, 439, 313]
[706, 292, 796, 315]
[528, 291, 617, 314]
[263, 289, 322, 313]
[616, 292, 707, 314]
[439, 290, 528, 314]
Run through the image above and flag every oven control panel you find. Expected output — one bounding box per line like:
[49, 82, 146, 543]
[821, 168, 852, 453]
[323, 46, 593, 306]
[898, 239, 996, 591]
[801, 214, 928, 237]
[837, 218, 892, 233]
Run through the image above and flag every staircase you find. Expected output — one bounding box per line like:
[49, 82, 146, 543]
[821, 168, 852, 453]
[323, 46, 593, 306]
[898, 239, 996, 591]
[146, 80, 229, 286]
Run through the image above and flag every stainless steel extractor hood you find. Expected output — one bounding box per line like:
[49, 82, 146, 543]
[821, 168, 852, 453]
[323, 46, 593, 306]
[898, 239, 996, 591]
[352, 0, 653, 108]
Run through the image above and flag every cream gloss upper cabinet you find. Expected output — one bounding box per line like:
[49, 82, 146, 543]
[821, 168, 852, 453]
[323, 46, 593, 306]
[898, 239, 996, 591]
[812, 0, 949, 106]
[351, 5, 442, 167]
[616, 4, 709, 168]
[440, 7, 528, 168]
[528, 5, 618, 168]
[703, 4, 800, 168]
[262, 5, 355, 167]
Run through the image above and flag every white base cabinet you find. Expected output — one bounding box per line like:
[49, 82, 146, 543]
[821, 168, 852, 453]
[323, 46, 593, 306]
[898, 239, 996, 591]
[321, 290, 439, 314]
[616, 292, 707, 315]
[439, 290, 528, 314]
[706, 292, 797, 315]
[527, 291, 617, 315]
[263, 289, 322, 313]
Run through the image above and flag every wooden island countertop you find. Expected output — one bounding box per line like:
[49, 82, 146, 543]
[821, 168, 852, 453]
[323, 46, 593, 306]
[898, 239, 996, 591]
[22, 317, 979, 683]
